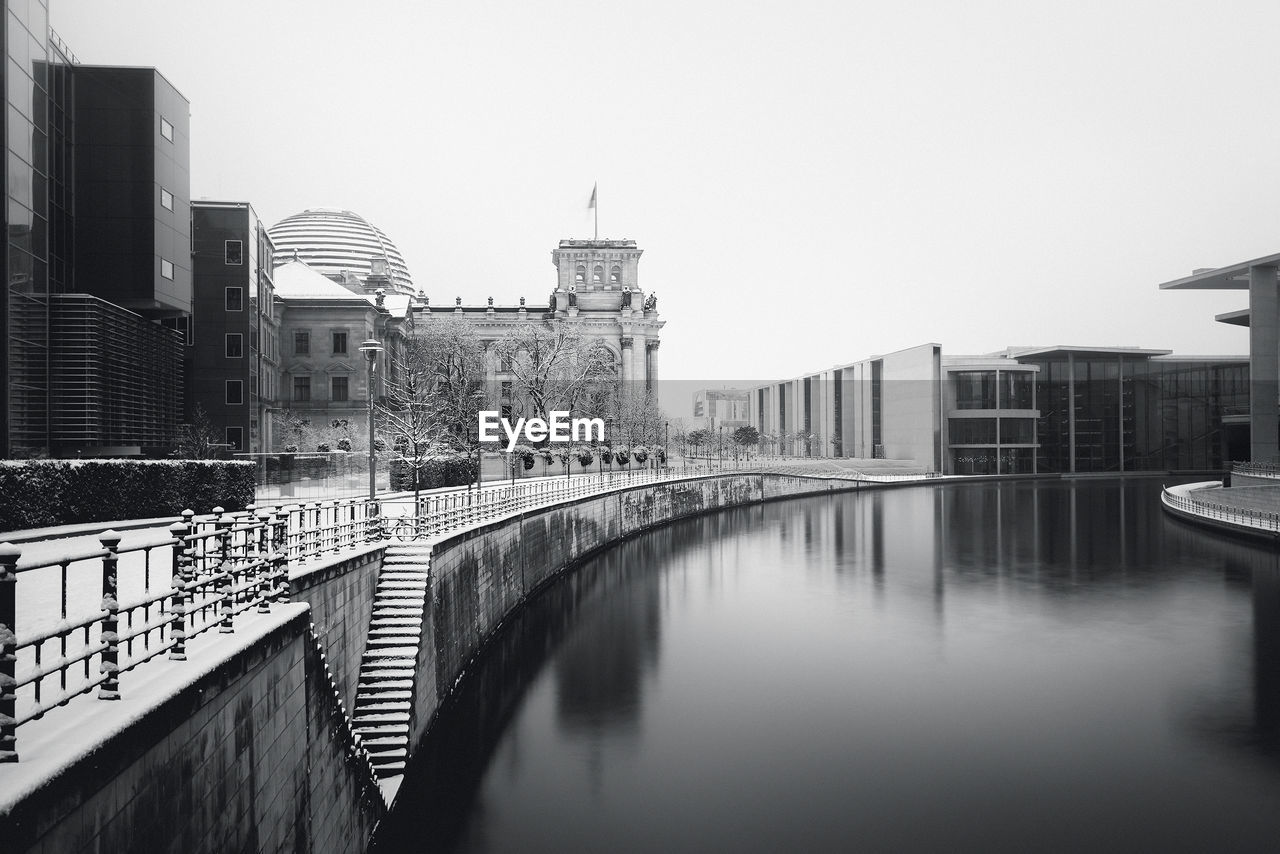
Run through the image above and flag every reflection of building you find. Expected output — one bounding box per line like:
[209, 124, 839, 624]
[749, 343, 1247, 474]
[2, 6, 191, 457]
[693, 388, 749, 431]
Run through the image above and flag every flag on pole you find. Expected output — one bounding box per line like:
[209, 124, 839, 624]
[588, 183, 597, 209]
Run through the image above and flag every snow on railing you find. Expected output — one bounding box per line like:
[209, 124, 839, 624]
[0, 460, 925, 762]
[1160, 485, 1280, 534]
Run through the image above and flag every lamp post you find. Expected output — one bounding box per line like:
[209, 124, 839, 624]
[359, 339, 384, 504]
[719, 425, 724, 470]
[664, 420, 669, 470]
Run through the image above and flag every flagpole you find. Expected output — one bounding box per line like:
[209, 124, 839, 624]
[594, 183, 598, 239]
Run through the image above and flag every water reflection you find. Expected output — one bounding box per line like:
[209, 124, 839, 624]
[378, 478, 1280, 853]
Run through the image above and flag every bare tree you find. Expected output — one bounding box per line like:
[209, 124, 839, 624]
[377, 321, 485, 508]
[494, 321, 616, 425]
[173, 405, 222, 458]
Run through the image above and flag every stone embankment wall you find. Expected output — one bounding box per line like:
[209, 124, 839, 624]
[292, 545, 383, 709]
[4, 610, 383, 854]
[404, 473, 855, 758]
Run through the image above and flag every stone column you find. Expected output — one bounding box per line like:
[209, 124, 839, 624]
[1250, 264, 1280, 462]
[620, 337, 634, 388]
[646, 340, 660, 390]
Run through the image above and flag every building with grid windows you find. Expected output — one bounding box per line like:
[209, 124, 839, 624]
[2, 2, 191, 457]
[748, 344, 1247, 475]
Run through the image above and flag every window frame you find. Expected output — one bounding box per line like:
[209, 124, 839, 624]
[160, 187, 174, 211]
[160, 258, 174, 280]
[225, 426, 244, 451]
[331, 330, 348, 355]
[224, 333, 243, 359]
[225, 286, 243, 312]
[224, 239, 244, 266]
[225, 379, 244, 406]
[294, 330, 310, 355]
[160, 116, 174, 142]
[331, 375, 349, 402]
[293, 375, 311, 402]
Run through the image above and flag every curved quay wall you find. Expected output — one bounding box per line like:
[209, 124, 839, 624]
[392, 472, 865, 807]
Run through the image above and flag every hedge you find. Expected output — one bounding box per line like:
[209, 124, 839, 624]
[389, 455, 480, 492]
[0, 459, 256, 532]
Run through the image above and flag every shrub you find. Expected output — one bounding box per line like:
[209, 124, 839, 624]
[317, 442, 332, 453]
[388, 454, 479, 492]
[614, 447, 631, 466]
[577, 447, 594, 467]
[633, 445, 649, 463]
[337, 438, 352, 451]
[0, 459, 256, 531]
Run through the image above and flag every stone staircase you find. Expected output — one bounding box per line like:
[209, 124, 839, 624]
[350, 542, 431, 783]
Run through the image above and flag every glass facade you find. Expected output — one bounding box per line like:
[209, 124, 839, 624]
[954, 372, 997, 409]
[4, 0, 60, 456]
[1024, 352, 1247, 473]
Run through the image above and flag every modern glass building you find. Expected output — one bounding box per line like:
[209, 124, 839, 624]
[268, 208, 415, 297]
[2, 2, 191, 457]
[749, 344, 1248, 474]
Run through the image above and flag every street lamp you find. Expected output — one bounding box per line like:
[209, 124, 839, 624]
[719, 425, 724, 470]
[359, 339, 384, 504]
[664, 420, 669, 470]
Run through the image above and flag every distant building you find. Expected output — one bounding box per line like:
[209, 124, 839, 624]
[188, 202, 278, 453]
[749, 344, 1246, 474]
[268, 208, 415, 297]
[2, 8, 191, 457]
[693, 389, 750, 431]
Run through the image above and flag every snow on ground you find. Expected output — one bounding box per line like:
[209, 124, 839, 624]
[0, 602, 310, 814]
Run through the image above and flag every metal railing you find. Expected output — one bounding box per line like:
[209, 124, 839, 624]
[1160, 486, 1280, 534]
[1230, 461, 1280, 479]
[0, 497, 384, 763]
[0, 461, 932, 763]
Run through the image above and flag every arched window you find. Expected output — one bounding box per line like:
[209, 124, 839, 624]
[592, 265, 603, 283]
[575, 264, 585, 283]
[609, 265, 620, 284]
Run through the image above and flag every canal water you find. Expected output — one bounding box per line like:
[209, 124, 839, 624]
[375, 478, 1280, 853]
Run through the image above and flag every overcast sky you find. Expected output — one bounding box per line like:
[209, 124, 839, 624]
[57, 0, 1278, 383]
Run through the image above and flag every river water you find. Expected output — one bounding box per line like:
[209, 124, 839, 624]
[376, 478, 1280, 853]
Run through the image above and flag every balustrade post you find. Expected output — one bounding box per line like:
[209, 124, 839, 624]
[169, 512, 193, 660]
[214, 508, 235, 633]
[257, 509, 273, 613]
[0, 542, 20, 762]
[98, 530, 122, 700]
[272, 508, 290, 605]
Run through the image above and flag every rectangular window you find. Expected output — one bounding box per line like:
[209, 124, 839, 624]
[294, 330, 310, 355]
[293, 376, 311, 402]
[160, 258, 174, 280]
[331, 375, 349, 401]
[160, 116, 174, 141]
[332, 331, 347, 354]
[160, 187, 173, 211]
[225, 333, 242, 358]
[225, 426, 244, 452]
[224, 240, 243, 265]
[226, 380, 243, 405]
[225, 286, 243, 311]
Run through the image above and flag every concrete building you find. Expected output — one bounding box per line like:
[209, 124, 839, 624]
[749, 343, 1245, 475]
[2, 4, 191, 457]
[692, 389, 750, 431]
[188, 201, 279, 453]
[1160, 257, 1280, 463]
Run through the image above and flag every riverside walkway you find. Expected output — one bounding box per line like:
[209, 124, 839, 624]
[0, 458, 928, 775]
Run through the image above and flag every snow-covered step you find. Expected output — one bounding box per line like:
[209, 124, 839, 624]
[349, 545, 433, 793]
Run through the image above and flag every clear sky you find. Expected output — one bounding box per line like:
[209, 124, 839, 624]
[56, 0, 1279, 383]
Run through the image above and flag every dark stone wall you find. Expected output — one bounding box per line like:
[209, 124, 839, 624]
[410, 474, 849, 752]
[3, 609, 383, 854]
[291, 545, 383, 709]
